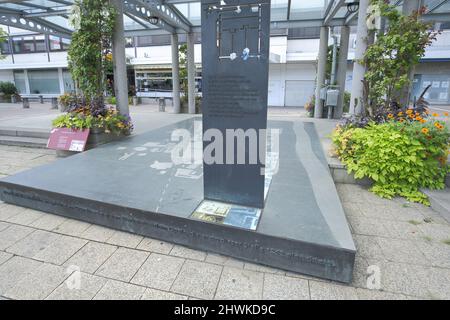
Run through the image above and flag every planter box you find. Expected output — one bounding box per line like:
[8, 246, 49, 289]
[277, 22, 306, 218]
[56, 130, 127, 157]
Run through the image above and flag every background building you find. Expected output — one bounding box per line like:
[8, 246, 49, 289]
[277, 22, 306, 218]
[0, 1, 449, 107]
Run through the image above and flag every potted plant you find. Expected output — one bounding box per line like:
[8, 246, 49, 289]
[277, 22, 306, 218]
[50, 0, 133, 157]
[0, 81, 18, 103]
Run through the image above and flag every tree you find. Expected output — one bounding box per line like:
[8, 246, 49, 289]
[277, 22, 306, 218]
[67, 0, 116, 107]
[361, 0, 439, 117]
[0, 27, 7, 60]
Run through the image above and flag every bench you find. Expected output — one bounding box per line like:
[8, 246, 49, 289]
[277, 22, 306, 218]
[20, 94, 59, 109]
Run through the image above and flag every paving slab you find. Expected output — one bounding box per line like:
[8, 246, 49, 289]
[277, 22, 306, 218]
[0, 118, 356, 283]
[131, 253, 185, 291]
[3, 262, 68, 300]
[46, 272, 107, 300]
[95, 247, 148, 282]
[215, 267, 264, 300]
[170, 260, 222, 299]
[64, 241, 117, 274]
[0, 224, 34, 250]
[93, 280, 145, 300]
[262, 274, 310, 300]
[141, 288, 188, 300]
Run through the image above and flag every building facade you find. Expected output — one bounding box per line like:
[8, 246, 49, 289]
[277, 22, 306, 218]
[1, 24, 450, 106]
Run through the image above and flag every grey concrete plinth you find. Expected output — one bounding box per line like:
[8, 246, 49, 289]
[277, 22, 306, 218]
[0, 118, 356, 283]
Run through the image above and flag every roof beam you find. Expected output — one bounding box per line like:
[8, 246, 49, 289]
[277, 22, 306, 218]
[426, 0, 450, 13]
[23, 9, 70, 18]
[0, 12, 72, 37]
[125, 0, 190, 33]
[124, 12, 151, 29]
[124, 0, 175, 33]
[324, 0, 345, 25]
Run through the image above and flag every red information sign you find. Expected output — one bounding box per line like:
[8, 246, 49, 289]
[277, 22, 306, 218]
[47, 128, 90, 152]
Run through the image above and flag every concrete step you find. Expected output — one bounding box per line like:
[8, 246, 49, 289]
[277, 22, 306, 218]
[0, 127, 50, 139]
[0, 135, 48, 148]
[423, 188, 450, 223]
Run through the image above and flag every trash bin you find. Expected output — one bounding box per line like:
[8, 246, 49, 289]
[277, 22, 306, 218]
[22, 98, 30, 109]
[51, 97, 58, 109]
[159, 97, 166, 112]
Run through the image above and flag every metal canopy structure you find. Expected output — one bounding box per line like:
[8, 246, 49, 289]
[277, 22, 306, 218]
[0, 0, 449, 39]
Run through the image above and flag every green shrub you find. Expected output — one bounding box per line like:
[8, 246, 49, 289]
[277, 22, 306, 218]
[0, 82, 18, 95]
[332, 118, 449, 205]
[52, 106, 133, 135]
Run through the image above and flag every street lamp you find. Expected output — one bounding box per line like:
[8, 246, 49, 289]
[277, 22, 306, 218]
[148, 16, 159, 25]
[347, 1, 359, 13]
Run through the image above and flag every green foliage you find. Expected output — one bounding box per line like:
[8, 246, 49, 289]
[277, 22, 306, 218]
[179, 43, 188, 95]
[0, 27, 6, 60]
[53, 107, 133, 135]
[332, 120, 449, 205]
[362, 1, 439, 115]
[67, 0, 116, 103]
[0, 82, 18, 95]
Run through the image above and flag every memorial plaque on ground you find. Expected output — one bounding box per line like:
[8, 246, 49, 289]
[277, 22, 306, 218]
[47, 128, 90, 152]
[201, 0, 271, 208]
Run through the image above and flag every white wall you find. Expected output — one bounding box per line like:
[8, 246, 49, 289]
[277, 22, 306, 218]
[268, 63, 317, 106]
[0, 70, 14, 83]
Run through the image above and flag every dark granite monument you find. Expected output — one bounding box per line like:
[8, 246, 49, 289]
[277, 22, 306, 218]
[201, 0, 271, 208]
[0, 0, 357, 283]
[0, 118, 356, 282]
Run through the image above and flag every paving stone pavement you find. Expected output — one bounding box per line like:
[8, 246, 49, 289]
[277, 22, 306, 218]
[1, 145, 450, 300]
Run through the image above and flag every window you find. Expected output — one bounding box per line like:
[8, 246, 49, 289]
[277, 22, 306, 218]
[61, 38, 70, 50]
[288, 27, 321, 39]
[125, 37, 134, 48]
[13, 71, 27, 94]
[0, 38, 10, 54]
[28, 69, 60, 94]
[12, 35, 47, 53]
[137, 35, 171, 46]
[35, 35, 46, 52]
[49, 35, 61, 50]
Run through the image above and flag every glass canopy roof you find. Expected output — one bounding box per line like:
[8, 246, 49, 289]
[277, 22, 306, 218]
[0, 0, 449, 36]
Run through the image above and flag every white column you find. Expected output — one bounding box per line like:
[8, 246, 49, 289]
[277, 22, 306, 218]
[187, 32, 196, 114]
[335, 25, 350, 119]
[111, 0, 129, 116]
[58, 68, 65, 94]
[24, 69, 30, 95]
[171, 33, 181, 114]
[349, 0, 370, 115]
[314, 26, 329, 119]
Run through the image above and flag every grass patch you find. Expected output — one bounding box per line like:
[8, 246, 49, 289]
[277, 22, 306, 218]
[423, 217, 433, 223]
[408, 220, 422, 226]
[442, 239, 450, 246]
[422, 236, 432, 242]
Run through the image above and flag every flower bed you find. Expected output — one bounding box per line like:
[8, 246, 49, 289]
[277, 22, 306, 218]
[53, 103, 133, 136]
[332, 111, 449, 205]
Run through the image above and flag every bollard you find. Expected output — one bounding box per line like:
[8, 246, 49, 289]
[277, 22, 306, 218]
[22, 98, 30, 109]
[158, 97, 166, 112]
[51, 97, 58, 109]
[39, 95, 44, 104]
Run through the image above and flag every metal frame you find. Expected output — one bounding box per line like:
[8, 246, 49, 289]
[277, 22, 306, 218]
[0, 0, 448, 38]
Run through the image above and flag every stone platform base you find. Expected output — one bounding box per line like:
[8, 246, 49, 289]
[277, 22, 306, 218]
[0, 118, 356, 283]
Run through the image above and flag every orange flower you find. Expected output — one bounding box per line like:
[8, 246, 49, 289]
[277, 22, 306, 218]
[406, 109, 413, 115]
[432, 113, 439, 117]
[399, 118, 405, 123]
[421, 128, 429, 134]
[415, 116, 422, 121]
[434, 122, 443, 129]
[420, 119, 426, 124]
[397, 111, 404, 116]
[387, 113, 394, 119]
[444, 112, 449, 117]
